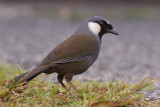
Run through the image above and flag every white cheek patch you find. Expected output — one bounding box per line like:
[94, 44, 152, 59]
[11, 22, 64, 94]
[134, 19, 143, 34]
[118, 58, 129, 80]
[88, 22, 101, 35]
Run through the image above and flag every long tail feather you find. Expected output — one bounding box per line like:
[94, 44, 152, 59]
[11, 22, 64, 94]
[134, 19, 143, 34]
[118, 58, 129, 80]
[7, 65, 49, 88]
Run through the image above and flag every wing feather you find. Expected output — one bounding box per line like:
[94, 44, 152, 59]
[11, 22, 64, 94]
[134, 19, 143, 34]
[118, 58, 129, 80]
[39, 34, 99, 66]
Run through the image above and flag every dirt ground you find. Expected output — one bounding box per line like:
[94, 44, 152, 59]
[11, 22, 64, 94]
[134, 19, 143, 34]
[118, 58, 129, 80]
[0, 2, 160, 100]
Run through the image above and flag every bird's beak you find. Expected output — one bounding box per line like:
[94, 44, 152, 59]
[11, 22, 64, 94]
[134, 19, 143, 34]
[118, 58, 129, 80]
[106, 29, 119, 35]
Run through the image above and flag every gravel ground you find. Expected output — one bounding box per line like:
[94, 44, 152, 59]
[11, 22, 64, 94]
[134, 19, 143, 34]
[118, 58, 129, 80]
[0, 3, 160, 100]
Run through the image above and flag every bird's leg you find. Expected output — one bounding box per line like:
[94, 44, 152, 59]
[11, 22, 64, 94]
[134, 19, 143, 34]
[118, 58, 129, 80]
[65, 74, 79, 92]
[57, 74, 68, 91]
[67, 80, 79, 92]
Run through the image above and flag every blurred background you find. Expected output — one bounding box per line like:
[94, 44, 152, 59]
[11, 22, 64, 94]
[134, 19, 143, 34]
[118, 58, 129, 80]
[0, 0, 160, 83]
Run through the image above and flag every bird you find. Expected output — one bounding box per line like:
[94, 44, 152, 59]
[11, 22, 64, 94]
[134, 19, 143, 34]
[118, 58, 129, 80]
[7, 16, 118, 91]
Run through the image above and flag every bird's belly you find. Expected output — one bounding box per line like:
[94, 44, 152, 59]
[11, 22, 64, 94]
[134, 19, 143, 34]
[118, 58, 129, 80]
[55, 50, 99, 75]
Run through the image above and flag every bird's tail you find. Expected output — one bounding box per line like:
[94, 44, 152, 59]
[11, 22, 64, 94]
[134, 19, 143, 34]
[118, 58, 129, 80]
[7, 65, 48, 88]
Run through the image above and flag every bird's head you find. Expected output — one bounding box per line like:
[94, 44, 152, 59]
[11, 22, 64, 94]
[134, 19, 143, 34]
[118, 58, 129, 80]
[87, 16, 119, 38]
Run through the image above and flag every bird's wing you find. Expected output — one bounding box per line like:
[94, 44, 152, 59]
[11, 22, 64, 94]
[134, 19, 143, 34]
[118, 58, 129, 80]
[39, 34, 99, 66]
[53, 53, 92, 64]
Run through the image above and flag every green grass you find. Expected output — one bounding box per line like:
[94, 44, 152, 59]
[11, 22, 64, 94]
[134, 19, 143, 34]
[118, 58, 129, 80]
[0, 64, 160, 107]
